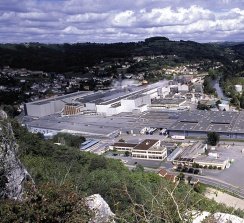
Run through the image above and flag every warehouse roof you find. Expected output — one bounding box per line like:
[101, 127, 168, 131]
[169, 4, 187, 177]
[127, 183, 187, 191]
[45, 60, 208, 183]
[168, 111, 244, 133]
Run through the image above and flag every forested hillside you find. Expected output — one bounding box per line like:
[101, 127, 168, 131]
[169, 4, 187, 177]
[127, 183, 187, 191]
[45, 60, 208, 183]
[0, 37, 240, 73]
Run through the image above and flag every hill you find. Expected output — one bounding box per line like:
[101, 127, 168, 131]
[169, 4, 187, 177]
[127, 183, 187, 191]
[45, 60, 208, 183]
[0, 37, 239, 73]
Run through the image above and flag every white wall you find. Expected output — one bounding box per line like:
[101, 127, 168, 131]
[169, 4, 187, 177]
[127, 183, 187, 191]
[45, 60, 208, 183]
[85, 102, 97, 111]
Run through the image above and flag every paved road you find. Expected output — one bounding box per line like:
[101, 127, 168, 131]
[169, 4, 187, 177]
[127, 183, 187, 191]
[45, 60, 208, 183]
[125, 163, 244, 199]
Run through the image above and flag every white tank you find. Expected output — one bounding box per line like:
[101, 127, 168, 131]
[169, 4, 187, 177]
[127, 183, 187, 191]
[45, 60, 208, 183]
[218, 104, 229, 111]
[235, 85, 242, 92]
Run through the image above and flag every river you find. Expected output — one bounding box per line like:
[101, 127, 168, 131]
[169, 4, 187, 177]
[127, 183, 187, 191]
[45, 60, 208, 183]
[212, 79, 229, 102]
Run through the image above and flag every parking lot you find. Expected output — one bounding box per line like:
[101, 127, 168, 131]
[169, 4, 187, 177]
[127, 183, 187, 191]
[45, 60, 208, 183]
[204, 144, 244, 188]
[103, 137, 244, 190]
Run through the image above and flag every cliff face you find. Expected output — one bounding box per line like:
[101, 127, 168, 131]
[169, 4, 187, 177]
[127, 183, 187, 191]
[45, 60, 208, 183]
[0, 110, 31, 200]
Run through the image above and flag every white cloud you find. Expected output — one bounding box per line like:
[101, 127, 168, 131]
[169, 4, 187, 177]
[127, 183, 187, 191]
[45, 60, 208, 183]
[0, 0, 243, 43]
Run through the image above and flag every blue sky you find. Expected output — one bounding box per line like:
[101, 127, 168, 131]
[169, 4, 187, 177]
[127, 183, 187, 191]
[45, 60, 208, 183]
[0, 0, 243, 43]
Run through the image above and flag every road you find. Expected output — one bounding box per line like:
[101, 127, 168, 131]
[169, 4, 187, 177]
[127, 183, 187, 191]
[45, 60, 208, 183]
[125, 163, 244, 199]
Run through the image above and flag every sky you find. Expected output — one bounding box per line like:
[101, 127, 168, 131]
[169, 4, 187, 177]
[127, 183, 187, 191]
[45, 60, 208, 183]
[0, 0, 243, 43]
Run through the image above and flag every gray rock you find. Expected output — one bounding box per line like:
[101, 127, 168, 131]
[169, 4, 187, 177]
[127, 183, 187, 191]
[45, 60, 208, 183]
[0, 111, 31, 200]
[86, 194, 115, 223]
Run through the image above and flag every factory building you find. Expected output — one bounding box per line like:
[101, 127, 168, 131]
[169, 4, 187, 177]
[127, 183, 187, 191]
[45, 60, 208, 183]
[109, 139, 167, 161]
[24, 91, 93, 117]
[169, 142, 230, 170]
[25, 82, 169, 117]
[150, 98, 186, 110]
[63, 103, 84, 116]
[132, 139, 167, 161]
[168, 110, 244, 139]
[109, 142, 137, 151]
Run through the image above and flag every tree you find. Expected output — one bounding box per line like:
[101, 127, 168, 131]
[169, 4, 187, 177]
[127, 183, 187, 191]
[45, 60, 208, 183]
[207, 132, 220, 146]
[197, 102, 209, 110]
[124, 151, 130, 157]
[194, 183, 206, 194]
[240, 94, 244, 109]
[177, 173, 185, 181]
[231, 95, 240, 108]
[187, 176, 192, 184]
[88, 156, 107, 171]
[215, 100, 221, 108]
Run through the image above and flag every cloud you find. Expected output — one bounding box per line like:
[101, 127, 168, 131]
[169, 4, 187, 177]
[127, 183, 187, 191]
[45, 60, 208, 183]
[0, 0, 243, 43]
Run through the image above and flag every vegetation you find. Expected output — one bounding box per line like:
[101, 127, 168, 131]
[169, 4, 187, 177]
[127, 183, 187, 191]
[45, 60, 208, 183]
[0, 38, 239, 73]
[52, 133, 85, 149]
[1, 119, 244, 222]
[207, 132, 220, 146]
[203, 76, 216, 95]
[197, 102, 210, 111]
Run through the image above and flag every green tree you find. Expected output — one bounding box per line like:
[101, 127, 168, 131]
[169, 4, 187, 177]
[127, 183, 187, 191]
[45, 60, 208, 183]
[177, 173, 185, 181]
[88, 156, 107, 171]
[207, 132, 220, 146]
[124, 151, 130, 157]
[215, 100, 222, 108]
[231, 95, 240, 108]
[52, 133, 85, 148]
[240, 94, 244, 109]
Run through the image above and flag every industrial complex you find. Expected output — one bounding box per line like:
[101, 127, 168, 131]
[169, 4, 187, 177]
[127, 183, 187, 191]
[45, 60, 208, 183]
[168, 110, 244, 139]
[21, 78, 244, 194]
[24, 82, 167, 117]
[23, 80, 244, 140]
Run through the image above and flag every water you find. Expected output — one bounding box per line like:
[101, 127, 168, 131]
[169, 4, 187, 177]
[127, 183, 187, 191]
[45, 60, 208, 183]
[212, 79, 229, 102]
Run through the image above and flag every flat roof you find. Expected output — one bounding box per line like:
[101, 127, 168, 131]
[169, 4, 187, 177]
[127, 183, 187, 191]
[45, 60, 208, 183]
[194, 156, 228, 164]
[113, 142, 137, 148]
[25, 111, 177, 137]
[30, 91, 91, 105]
[168, 111, 244, 134]
[134, 139, 159, 150]
[151, 98, 185, 105]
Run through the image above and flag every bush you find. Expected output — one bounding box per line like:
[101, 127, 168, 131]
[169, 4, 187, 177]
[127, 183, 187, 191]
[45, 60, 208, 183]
[194, 183, 206, 194]
[207, 132, 220, 146]
[208, 165, 213, 169]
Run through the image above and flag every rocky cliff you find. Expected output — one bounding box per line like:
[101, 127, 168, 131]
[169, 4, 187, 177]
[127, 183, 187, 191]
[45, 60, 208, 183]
[86, 194, 115, 223]
[0, 110, 31, 200]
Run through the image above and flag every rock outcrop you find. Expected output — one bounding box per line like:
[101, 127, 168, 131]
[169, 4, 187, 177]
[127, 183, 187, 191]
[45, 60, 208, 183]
[192, 210, 244, 223]
[86, 194, 115, 223]
[0, 110, 31, 200]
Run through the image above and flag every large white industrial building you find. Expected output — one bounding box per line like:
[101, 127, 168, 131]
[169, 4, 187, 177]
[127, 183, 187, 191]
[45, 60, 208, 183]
[25, 82, 169, 117]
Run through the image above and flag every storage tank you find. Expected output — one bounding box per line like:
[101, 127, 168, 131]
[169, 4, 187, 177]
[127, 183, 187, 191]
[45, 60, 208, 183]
[218, 104, 229, 111]
[235, 85, 242, 93]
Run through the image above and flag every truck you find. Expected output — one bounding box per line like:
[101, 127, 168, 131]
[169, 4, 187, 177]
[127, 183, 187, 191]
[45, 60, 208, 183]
[159, 128, 167, 135]
[148, 128, 157, 135]
[171, 135, 185, 140]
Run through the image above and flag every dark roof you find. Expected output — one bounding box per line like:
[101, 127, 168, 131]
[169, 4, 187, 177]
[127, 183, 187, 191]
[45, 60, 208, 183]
[158, 169, 168, 177]
[134, 139, 159, 150]
[113, 142, 137, 148]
